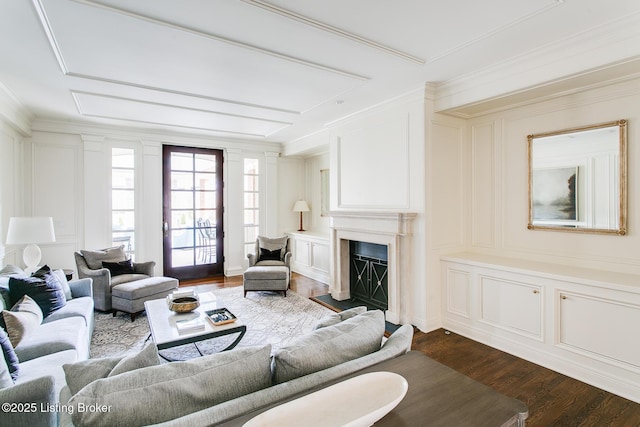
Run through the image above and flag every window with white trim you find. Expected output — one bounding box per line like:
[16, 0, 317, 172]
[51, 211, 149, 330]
[111, 147, 135, 258]
[243, 158, 259, 256]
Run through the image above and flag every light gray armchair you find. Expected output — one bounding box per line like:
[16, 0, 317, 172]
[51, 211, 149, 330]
[74, 246, 155, 311]
[247, 235, 292, 273]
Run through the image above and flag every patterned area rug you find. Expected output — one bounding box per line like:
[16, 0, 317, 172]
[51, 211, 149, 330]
[91, 285, 334, 360]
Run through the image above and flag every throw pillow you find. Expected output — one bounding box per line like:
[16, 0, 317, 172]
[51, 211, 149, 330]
[0, 265, 26, 277]
[109, 341, 159, 376]
[63, 343, 159, 396]
[10, 295, 43, 324]
[257, 236, 287, 261]
[102, 259, 135, 277]
[69, 344, 272, 427]
[9, 266, 66, 317]
[259, 247, 282, 261]
[52, 269, 73, 300]
[272, 310, 385, 384]
[81, 246, 126, 270]
[0, 328, 19, 383]
[2, 309, 41, 347]
[313, 306, 368, 330]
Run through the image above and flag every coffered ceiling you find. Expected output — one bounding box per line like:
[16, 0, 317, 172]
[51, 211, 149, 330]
[2, 0, 640, 144]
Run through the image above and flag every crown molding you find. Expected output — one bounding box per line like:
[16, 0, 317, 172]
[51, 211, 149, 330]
[30, 118, 284, 152]
[435, 10, 640, 114]
[0, 81, 33, 136]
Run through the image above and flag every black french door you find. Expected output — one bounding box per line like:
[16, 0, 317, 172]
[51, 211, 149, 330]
[162, 145, 223, 280]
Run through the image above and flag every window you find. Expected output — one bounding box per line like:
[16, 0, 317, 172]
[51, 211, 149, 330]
[243, 158, 259, 256]
[112, 148, 135, 258]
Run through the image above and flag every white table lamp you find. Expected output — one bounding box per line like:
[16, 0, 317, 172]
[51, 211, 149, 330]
[6, 217, 56, 273]
[293, 200, 310, 232]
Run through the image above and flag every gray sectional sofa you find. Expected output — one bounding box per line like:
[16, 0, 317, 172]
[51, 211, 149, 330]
[0, 265, 94, 427]
[1, 268, 412, 427]
[58, 307, 412, 427]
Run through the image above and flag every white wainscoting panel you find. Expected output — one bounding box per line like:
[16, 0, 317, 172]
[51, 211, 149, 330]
[471, 122, 495, 249]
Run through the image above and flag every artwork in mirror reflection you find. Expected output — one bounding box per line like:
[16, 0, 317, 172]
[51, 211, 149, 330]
[528, 120, 627, 235]
[532, 167, 577, 221]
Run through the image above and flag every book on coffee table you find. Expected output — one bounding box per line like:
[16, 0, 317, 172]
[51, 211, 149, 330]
[175, 317, 205, 334]
[205, 308, 237, 326]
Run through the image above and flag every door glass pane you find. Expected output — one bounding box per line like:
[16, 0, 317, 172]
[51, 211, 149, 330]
[195, 192, 216, 209]
[171, 210, 194, 228]
[171, 153, 193, 171]
[195, 173, 216, 190]
[171, 191, 193, 209]
[172, 229, 194, 248]
[195, 154, 216, 172]
[171, 172, 194, 190]
[195, 210, 216, 224]
[172, 248, 194, 267]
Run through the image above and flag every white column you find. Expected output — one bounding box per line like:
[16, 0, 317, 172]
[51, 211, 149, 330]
[140, 140, 162, 273]
[225, 148, 244, 276]
[81, 134, 109, 250]
[264, 151, 279, 236]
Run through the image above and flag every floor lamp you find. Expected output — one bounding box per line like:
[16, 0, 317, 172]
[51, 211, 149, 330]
[5, 217, 56, 274]
[293, 201, 310, 232]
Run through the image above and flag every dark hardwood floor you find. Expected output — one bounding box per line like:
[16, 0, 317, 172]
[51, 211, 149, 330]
[184, 273, 640, 426]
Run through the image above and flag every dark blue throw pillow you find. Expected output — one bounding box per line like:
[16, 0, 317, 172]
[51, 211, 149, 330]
[9, 265, 66, 317]
[259, 247, 282, 261]
[0, 328, 19, 382]
[102, 259, 135, 276]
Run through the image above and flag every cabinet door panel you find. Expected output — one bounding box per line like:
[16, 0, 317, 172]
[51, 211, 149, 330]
[559, 292, 640, 368]
[311, 243, 329, 273]
[294, 240, 310, 266]
[446, 268, 470, 318]
[480, 276, 542, 340]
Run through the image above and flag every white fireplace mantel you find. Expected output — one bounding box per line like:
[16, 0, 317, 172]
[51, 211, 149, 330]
[329, 211, 417, 325]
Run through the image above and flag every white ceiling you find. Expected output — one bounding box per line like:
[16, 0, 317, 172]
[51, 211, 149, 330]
[2, 0, 640, 144]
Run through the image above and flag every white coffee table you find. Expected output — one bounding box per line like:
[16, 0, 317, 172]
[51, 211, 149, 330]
[144, 291, 246, 357]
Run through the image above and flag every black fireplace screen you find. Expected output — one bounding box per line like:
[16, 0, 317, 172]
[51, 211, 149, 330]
[349, 241, 388, 311]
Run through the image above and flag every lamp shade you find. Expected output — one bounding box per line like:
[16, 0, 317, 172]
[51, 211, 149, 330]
[292, 200, 310, 212]
[6, 217, 56, 244]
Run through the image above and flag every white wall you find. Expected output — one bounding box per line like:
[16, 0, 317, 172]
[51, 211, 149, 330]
[0, 119, 24, 266]
[466, 77, 640, 274]
[304, 153, 329, 233]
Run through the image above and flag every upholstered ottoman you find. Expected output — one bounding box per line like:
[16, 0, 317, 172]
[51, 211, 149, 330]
[112, 276, 178, 321]
[243, 266, 289, 297]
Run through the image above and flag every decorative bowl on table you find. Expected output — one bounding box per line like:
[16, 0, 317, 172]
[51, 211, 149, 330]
[166, 293, 200, 313]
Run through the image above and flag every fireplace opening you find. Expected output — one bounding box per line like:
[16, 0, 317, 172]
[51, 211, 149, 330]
[349, 241, 388, 311]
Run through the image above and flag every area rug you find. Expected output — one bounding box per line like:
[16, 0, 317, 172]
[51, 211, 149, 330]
[91, 286, 334, 360]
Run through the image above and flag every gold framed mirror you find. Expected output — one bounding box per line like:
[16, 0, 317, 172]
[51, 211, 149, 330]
[527, 120, 627, 235]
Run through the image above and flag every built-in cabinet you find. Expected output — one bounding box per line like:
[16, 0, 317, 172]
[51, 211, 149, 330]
[441, 252, 640, 403]
[287, 231, 330, 284]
